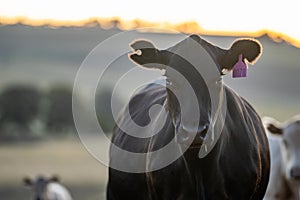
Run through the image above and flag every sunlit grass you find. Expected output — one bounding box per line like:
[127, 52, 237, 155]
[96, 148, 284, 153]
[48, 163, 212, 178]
[0, 135, 107, 199]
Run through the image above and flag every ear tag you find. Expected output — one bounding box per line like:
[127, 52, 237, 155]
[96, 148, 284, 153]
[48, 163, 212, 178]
[232, 54, 247, 78]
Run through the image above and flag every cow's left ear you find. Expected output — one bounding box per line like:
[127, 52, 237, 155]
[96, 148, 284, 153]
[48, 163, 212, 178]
[49, 175, 60, 182]
[222, 38, 262, 71]
[23, 177, 33, 186]
[262, 117, 283, 135]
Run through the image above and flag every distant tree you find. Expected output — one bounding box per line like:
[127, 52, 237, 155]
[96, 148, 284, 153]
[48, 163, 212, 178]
[0, 85, 41, 136]
[111, 19, 121, 28]
[44, 86, 75, 133]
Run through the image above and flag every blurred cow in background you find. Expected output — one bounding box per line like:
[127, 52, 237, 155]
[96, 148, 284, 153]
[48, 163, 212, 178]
[23, 175, 73, 200]
[264, 116, 300, 200]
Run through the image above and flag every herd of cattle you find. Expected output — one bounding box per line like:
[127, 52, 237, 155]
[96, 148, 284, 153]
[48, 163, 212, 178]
[24, 35, 299, 200]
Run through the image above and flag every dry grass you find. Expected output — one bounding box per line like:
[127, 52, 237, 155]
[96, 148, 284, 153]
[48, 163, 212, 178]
[0, 135, 108, 199]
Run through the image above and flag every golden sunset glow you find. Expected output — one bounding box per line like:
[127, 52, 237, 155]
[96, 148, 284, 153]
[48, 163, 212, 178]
[1, 0, 300, 46]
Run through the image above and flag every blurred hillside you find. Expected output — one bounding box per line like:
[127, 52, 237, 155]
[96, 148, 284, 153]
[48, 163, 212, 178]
[0, 24, 299, 125]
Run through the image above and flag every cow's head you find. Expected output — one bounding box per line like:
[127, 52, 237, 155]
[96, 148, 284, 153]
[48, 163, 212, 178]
[265, 116, 300, 182]
[23, 175, 59, 200]
[130, 35, 261, 148]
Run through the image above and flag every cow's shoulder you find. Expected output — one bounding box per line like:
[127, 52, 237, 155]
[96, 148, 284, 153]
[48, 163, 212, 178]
[127, 79, 167, 126]
[111, 79, 169, 153]
[129, 79, 167, 109]
[224, 86, 260, 123]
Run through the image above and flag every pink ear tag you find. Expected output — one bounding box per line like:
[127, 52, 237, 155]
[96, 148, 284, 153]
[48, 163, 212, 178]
[232, 54, 247, 78]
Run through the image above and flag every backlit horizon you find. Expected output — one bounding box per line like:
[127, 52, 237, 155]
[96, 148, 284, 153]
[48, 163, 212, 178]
[1, 16, 299, 48]
[1, 0, 299, 46]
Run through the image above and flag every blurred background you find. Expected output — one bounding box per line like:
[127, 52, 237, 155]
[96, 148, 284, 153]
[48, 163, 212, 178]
[0, 0, 300, 199]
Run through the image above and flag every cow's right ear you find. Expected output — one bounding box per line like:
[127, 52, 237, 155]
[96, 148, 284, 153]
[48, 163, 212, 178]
[129, 39, 167, 70]
[263, 117, 283, 135]
[23, 177, 32, 186]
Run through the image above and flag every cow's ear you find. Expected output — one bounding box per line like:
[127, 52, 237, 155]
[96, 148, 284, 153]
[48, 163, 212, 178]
[49, 175, 60, 182]
[129, 40, 166, 70]
[267, 123, 283, 135]
[263, 117, 283, 135]
[23, 177, 32, 186]
[231, 39, 262, 64]
[222, 39, 262, 71]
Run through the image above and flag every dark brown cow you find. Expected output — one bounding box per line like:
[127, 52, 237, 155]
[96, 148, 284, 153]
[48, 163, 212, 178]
[107, 35, 270, 200]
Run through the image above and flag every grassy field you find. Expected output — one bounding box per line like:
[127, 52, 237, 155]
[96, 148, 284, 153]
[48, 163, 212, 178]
[0, 135, 108, 200]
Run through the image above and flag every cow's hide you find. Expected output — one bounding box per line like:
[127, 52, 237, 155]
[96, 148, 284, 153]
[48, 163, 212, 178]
[107, 35, 270, 200]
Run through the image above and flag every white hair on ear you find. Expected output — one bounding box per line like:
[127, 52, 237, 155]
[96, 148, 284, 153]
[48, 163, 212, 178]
[262, 116, 283, 136]
[262, 116, 280, 127]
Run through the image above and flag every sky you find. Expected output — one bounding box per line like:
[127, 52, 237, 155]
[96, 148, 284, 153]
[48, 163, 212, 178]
[0, 0, 299, 42]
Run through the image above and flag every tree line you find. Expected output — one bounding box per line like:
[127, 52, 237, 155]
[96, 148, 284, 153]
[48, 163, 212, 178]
[0, 84, 120, 141]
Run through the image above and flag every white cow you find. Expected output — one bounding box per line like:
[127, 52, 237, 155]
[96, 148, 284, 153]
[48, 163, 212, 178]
[23, 175, 73, 200]
[264, 116, 300, 200]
